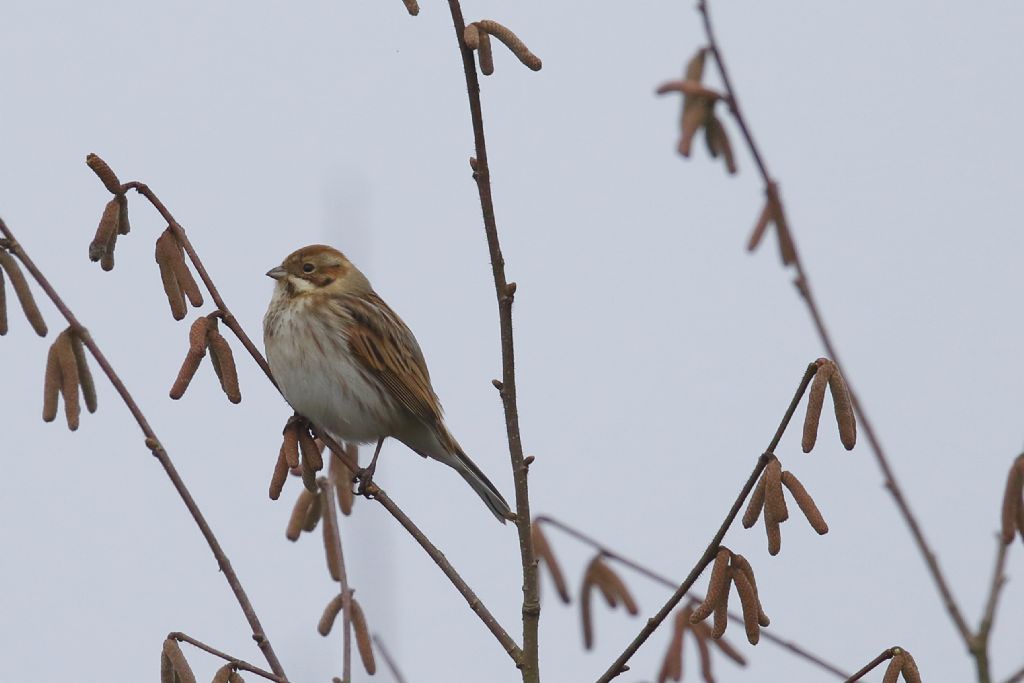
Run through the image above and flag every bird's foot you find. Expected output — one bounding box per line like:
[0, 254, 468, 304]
[355, 461, 377, 498]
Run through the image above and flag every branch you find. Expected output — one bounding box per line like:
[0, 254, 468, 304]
[0, 219, 287, 680]
[170, 632, 286, 683]
[844, 648, 896, 683]
[445, 2, 541, 681]
[595, 362, 819, 682]
[536, 515, 851, 679]
[100, 169, 522, 665]
[972, 536, 1011, 683]
[695, 0, 974, 648]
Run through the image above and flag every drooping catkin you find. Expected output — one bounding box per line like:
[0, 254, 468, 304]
[286, 488, 317, 541]
[742, 472, 767, 528]
[827, 364, 857, 450]
[679, 98, 712, 157]
[69, 332, 97, 413]
[162, 229, 203, 307]
[586, 558, 619, 608]
[269, 448, 289, 500]
[169, 317, 209, 399]
[212, 664, 234, 683]
[161, 638, 197, 683]
[763, 458, 789, 524]
[85, 153, 123, 194]
[281, 421, 300, 469]
[532, 521, 571, 604]
[747, 199, 772, 252]
[592, 559, 639, 614]
[317, 592, 345, 636]
[705, 114, 737, 174]
[729, 567, 761, 645]
[0, 251, 47, 336]
[883, 652, 906, 683]
[802, 360, 832, 452]
[350, 598, 377, 675]
[155, 230, 187, 320]
[229, 672, 245, 683]
[766, 517, 782, 556]
[477, 28, 495, 75]
[685, 47, 707, 82]
[580, 566, 596, 649]
[42, 341, 61, 422]
[116, 190, 131, 235]
[657, 609, 686, 682]
[400, 0, 419, 16]
[302, 490, 323, 532]
[730, 554, 769, 627]
[1000, 457, 1023, 545]
[207, 327, 241, 403]
[321, 488, 345, 581]
[767, 188, 796, 266]
[692, 547, 731, 621]
[88, 199, 121, 268]
[900, 650, 922, 683]
[301, 457, 318, 493]
[464, 22, 480, 48]
[694, 623, 715, 681]
[297, 424, 323, 471]
[54, 330, 81, 430]
[711, 574, 730, 640]
[781, 470, 828, 534]
[329, 444, 355, 515]
[473, 20, 542, 71]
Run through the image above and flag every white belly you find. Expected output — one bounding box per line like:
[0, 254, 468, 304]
[264, 294, 396, 443]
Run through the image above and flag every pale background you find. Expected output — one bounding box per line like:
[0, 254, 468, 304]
[1, 1, 1022, 682]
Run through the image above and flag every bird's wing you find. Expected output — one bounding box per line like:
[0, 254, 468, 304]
[341, 292, 444, 425]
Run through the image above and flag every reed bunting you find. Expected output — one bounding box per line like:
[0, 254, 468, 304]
[263, 245, 511, 522]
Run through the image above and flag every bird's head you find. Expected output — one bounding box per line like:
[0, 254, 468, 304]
[266, 244, 370, 297]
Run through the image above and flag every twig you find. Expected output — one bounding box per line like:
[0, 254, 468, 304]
[595, 363, 818, 682]
[973, 536, 1011, 683]
[844, 648, 896, 683]
[111, 174, 523, 665]
[535, 515, 850, 679]
[169, 632, 286, 683]
[696, 0, 974, 648]
[0, 219, 287, 680]
[1004, 666, 1024, 683]
[445, 2, 540, 682]
[372, 634, 408, 683]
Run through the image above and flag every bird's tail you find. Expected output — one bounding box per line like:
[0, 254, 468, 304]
[452, 450, 513, 523]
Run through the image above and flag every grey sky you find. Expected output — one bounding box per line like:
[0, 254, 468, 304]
[2, 1, 1023, 681]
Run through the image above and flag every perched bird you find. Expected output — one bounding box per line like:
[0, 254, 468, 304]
[263, 244, 512, 523]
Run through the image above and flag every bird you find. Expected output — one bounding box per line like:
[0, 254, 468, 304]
[263, 244, 512, 523]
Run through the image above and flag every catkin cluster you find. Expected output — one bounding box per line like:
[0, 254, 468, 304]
[0, 246, 47, 337]
[656, 48, 736, 175]
[463, 20, 542, 75]
[1000, 454, 1024, 545]
[580, 555, 640, 649]
[169, 314, 241, 404]
[658, 605, 746, 683]
[689, 548, 769, 645]
[742, 455, 828, 556]
[270, 418, 356, 501]
[42, 328, 97, 431]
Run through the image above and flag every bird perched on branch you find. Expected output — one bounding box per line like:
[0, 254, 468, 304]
[263, 244, 511, 523]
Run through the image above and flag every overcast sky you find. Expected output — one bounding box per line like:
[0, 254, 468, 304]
[2, 2, 1023, 682]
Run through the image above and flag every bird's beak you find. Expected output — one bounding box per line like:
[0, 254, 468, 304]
[266, 266, 287, 281]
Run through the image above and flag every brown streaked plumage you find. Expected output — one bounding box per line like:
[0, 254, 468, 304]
[263, 244, 511, 522]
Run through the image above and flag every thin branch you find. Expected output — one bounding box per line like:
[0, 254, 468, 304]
[973, 536, 1011, 683]
[844, 648, 896, 683]
[1004, 666, 1024, 683]
[0, 220, 287, 680]
[595, 363, 818, 682]
[170, 632, 286, 683]
[535, 515, 851, 679]
[445, 2, 540, 682]
[696, 0, 974, 648]
[109, 173, 523, 665]
[373, 634, 408, 683]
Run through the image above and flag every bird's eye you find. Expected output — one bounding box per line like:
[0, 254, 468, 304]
[302, 263, 315, 273]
